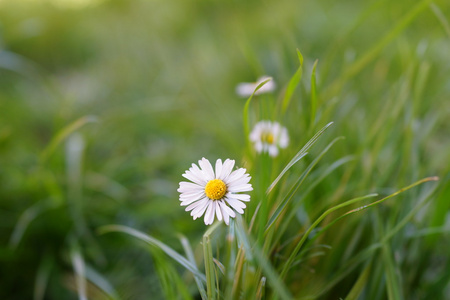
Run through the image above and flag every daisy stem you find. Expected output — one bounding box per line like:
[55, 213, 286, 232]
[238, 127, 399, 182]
[203, 221, 221, 300]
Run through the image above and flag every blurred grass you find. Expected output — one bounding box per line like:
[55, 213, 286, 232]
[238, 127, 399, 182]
[0, 0, 449, 299]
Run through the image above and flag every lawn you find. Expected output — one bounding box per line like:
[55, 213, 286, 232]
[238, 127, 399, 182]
[0, 0, 449, 299]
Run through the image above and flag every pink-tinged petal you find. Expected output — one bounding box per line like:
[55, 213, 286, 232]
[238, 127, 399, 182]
[199, 158, 214, 180]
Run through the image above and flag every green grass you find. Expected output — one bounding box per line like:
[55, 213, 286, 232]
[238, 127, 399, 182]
[0, 0, 449, 299]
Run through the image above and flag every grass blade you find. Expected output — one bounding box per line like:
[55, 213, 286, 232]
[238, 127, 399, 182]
[267, 122, 333, 194]
[179, 235, 208, 300]
[203, 222, 221, 300]
[280, 193, 379, 279]
[98, 225, 206, 282]
[235, 216, 293, 300]
[281, 49, 304, 114]
[40, 115, 98, 163]
[243, 78, 273, 143]
[265, 137, 345, 233]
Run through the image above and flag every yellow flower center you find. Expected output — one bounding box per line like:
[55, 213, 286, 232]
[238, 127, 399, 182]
[262, 132, 274, 144]
[204, 179, 227, 200]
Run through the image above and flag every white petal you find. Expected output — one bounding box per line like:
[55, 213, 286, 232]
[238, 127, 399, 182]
[236, 82, 256, 97]
[182, 169, 206, 185]
[228, 193, 251, 202]
[199, 158, 214, 180]
[215, 201, 223, 221]
[178, 181, 204, 193]
[224, 168, 246, 184]
[226, 174, 251, 188]
[268, 145, 279, 157]
[225, 197, 245, 214]
[254, 141, 263, 153]
[191, 198, 210, 219]
[279, 128, 289, 148]
[219, 200, 235, 218]
[204, 201, 215, 225]
[180, 192, 204, 205]
[215, 159, 223, 179]
[228, 183, 253, 193]
[219, 159, 235, 180]
[218, 201, 230, 225]
[189, 163, 208, 182]
[185, 197, 207, 212]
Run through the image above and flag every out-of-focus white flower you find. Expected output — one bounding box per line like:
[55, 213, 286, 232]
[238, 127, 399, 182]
[177, 158, 253, 225]
[236, 76, 276, 97]
[250, 121, 289, 157]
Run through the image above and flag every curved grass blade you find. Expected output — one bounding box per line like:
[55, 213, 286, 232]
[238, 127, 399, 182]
[281, 49, 304, 114]
[430, 3, 450, 39]
[34, 255, 52, 300]
[9, 199, 60, 248]
[309, 178, 439, 298]
[98, 225, 206, 282]
[280, 193, 379, 279]
[344, 263, 371, 300]
[267, 121, 333, 194]
[85, 265, 121, 300]
[70, 240, 87, 300]
[342, 176, 439, 217]
[40, 115, 98, 163]
[265, 137, 345, 233]
[235, 216, 293, 300]
[179, 235, 208, 300]
[243, 78, 273, 142]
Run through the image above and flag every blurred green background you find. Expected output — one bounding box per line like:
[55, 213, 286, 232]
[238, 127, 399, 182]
[0, 0, 449, 299]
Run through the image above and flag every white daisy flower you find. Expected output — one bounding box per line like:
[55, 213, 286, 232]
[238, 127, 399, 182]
[235, 76, 276, 97]
[250, 120, 289, 157]
[177, 158, 253, 225]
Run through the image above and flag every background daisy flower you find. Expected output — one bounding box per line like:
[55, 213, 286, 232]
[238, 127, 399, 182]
[235, 76, 276, 97]
[250, 120, 289, 157]
[177, 158, 253, 225]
